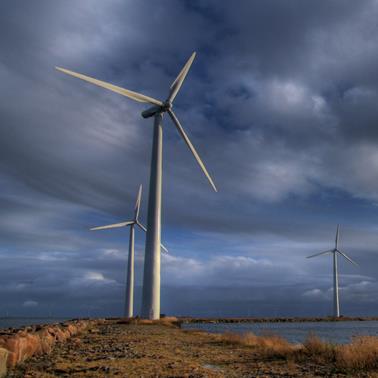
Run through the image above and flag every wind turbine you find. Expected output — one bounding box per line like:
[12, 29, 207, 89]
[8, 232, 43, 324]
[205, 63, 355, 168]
[56, 52, 217, 319]
[90, 185, 168, 318]
[307, 224, 358, 317]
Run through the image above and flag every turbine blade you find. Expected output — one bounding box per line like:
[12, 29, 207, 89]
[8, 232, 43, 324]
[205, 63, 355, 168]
[90, 221, 134, 231]
[136, 221, 147, 233]
[306, 249, 333, 258]
[167, 109, 217, 192]
[160, 243, 169, 254]
[337, 249, 359, 266]
[56, 67, 163, 106]
[167, 52, 196, 103]
[134, 184, 143, 220]
[335, 224, 340, 249]
[136, 222, 168, 253]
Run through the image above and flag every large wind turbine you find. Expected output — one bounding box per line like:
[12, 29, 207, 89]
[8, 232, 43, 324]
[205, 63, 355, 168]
[307, 225, 358, 317]
[90, 185, 168, 318]
[56, 52, 216, 319]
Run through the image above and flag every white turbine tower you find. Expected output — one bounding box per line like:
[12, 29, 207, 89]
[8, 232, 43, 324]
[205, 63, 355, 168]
[307, 224, 358, 317]
[90, 185, 168, 318]
[56, 52, 216, 319]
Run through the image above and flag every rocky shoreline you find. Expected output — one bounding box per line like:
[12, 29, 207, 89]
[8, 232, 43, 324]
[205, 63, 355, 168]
[0, 319, 98, 377]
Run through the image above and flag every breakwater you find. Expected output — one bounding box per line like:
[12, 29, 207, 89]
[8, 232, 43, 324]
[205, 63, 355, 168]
[0, 319, 98, 377]
[179, 316, 378, 323]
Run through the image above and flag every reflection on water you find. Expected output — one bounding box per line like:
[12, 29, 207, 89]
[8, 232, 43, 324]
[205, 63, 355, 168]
[0, 318, 69, 330]
[182, 321, 378, 344]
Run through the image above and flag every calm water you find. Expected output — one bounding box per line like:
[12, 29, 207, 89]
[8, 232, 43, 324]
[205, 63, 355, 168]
[182, 321, 378, 344]
[0, 318, 68, 330]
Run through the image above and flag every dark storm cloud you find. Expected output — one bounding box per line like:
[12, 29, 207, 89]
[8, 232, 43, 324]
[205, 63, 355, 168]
[1, 0, 378, 317]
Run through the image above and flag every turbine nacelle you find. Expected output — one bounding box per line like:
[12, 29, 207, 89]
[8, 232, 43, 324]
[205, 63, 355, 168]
[141, 102, 172, 119]
[141, 106, 161, 119]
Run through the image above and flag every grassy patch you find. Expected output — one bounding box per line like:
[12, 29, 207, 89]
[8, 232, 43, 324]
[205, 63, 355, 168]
[335, 336, 378, 371]
[219, 331, 378, 372]
[220, 331, 299, 359]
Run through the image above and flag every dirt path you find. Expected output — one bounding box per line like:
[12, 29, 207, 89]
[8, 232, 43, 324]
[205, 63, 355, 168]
[5, 320, 368, 377]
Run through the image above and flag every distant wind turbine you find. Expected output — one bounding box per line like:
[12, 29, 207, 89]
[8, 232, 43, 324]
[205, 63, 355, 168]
[90, 185, 168, 318]
[56, 52, 216, 319]
[307, 224, 358, 317]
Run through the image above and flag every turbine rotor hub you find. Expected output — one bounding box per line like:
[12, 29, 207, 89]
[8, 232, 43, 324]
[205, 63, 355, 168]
[162, 101, 172, 112]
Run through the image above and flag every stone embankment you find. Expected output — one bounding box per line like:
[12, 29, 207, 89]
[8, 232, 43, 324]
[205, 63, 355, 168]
[0, 319, 97, 377]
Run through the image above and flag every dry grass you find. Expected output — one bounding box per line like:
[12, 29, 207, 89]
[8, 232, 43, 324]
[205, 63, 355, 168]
[335, 336, 378, 370]
[302, 333, 336, 363]
[114, 319, 378, 372]
[220, 331, 298, 358]
[220, 331, 378, 372]
[303, 334, 378, 370]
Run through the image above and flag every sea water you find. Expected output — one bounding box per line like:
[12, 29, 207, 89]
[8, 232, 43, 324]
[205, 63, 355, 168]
[181, 320, 378, 344]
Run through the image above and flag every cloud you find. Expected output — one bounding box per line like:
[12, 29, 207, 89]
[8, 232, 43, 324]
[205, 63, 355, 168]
[1, 0, 378, 317]
[23, 300, 38, 308]
[303, 288, 329, 300]
[101, 249, 124, 260]
[84, 272, 106, 281]
[162, 253, 300, 287]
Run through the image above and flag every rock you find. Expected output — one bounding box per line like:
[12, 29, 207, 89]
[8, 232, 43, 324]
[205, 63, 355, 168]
[6, 351, 17, 368]
[20, 333, 43, 362]
[52, 326, 70, 342]
[37, 328, 55, 354]
[65, 324, 77, 336]
[0, 319, 93, 372]
[0, 333, 42, 367]
[0, 321, 92, 370]
[0, 335, 21, 367]
[0, 348, 8, 378]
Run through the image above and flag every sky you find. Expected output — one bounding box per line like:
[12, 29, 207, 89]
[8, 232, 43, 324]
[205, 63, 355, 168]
[1, 0, 378, 318]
